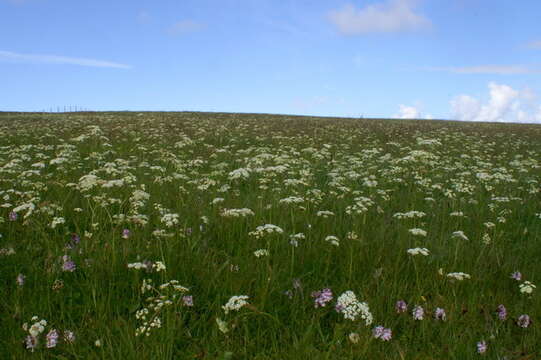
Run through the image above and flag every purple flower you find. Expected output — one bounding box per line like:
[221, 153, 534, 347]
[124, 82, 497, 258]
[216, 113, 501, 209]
[477, 340, 487, 354]
[372, 326, 384, 338]
[434, 307, 446, 321]
[510, 271, 522, 281]
[311, 288, 333, 308]
[66, 233, 80, 249]
[395, 300, 408, 313]
[64, 330, 75, 343]
[16, 273, 25, 286]
[46, 329, 59, 348]
[372, 326, 392, 341]
[517, 314, 531, 328]
[381, 328, 392, 341]
[62, 255, 76, 272]
[122, 229, 130, 239]
[25, 335, 38, 352]
[9, 211, 18, 221]
[412, 305, 424, 320]
[182, 295, 193, 307]
[496, 304, 507, 320]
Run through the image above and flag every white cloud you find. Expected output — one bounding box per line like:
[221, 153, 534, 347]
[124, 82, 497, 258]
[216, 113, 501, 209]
[0, 50, 132, 69]
[394, 104, 432, 119]
[429, 65, 541, 75]
[328, 0, 430, 35]
[450, 95, 480, 121]
[527, 40, 541, 49]
[451, 82, 541, 123]
[168, 20, 205, 35]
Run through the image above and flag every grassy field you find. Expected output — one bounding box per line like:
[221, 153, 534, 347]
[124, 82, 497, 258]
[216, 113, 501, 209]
[1, 111, 540, 359]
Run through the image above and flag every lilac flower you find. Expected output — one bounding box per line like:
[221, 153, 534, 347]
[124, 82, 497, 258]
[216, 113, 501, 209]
[372, 326, 384, 338]
[510, 271, 522, 281]
[477, 340, 487, 354]
[46, 329, 59, 348]
[517, 314, 531, 328]
[66, 233, 80, 249]
[372, 326, 392, 341]
[311, 288, 333, 308]
[182, 295, 193, 307]
[16, 273, 25, 286]
[122, 229, 130, 239]
[434, 307, 446, 321]
[9, 211, 18, 221]
[185, 228, 192, 236]
[62, 255, 76, 272]
[496, 304, 507, 320]
[25, 335, 38, 352]
[412, 305, 424, 320]
[381, 328, 392, 341]
[395, 300, 408, 313]
[63, 330, 75, 343]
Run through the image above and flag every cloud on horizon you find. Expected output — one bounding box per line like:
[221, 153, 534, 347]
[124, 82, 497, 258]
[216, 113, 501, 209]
[393, 104, 432, 119]
[0, 50, 132, 69]
[328, 0, 431, 35]
[450, 82, 541, 123]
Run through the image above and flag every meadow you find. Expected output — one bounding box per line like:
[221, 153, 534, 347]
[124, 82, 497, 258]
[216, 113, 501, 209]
[1, 111, 540, 359]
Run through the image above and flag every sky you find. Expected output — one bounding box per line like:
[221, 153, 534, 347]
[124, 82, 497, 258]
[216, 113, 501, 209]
[1, 0, 541, 122]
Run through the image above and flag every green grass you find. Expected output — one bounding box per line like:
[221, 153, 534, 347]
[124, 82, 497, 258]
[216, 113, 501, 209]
[0, 111, 540, 359]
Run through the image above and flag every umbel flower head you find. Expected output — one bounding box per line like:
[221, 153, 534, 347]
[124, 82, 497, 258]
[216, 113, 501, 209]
[335, 291, 373, 325]
[222, 295, 249, 314]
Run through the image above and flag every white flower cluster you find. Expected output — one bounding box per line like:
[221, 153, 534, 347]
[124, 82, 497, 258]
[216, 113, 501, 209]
[317, 210, 335, 218]
[279, 196, 305, 204]
[78, 174, 99, 192]
[127, 260, 166, 272]
[335, 291, 373, 325]
[222, 295, 249, 314]
[21, 316, 70, 351]
[135, 279, 190, 337]
[451, 231, 469, 241]
[519, 281, 536, 295]
[408, 228, 427, 237]
[393, 211, 426, 219]
[289, 233, 305, 247]
[12, 201, 37, 219]
[130, 189, 150, 212]
[253, 249, 269, 258]
[24, 317, 47, 337]
[160, 213, 179, 228]
[50, 217, 65, 229]
[128, 262, 148, 270]
[325, 235, 340, 246]
[446, 272, 471, 281]
[407, 247, 430, 256]
[221, 208, 255, 217]
[228, 168, 250, 180]
[249, 224, 284, 239]
[0, 247, 15, 256]
[345, 196, 374, 215]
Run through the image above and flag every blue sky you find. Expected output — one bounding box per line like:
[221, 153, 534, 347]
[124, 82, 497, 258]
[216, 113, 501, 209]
[1, 0, 540, 122]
